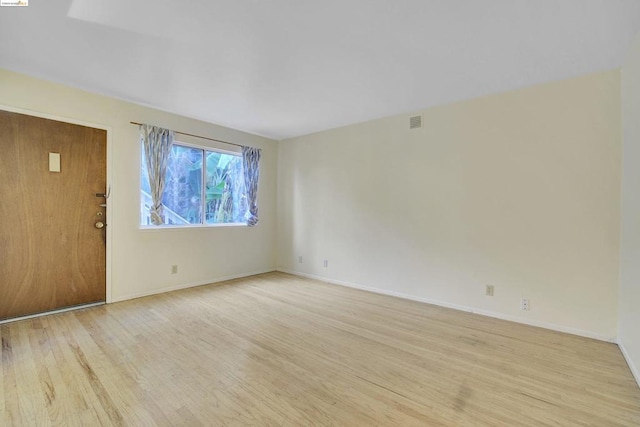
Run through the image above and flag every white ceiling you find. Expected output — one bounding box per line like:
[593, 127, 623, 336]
[2, 1, 640, 140]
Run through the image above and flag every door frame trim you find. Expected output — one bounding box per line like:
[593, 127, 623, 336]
[0, 104, 113, 303]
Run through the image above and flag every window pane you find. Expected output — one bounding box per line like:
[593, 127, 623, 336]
[141, 142, 249, 227]
[205, 151, 247, 224]
[140, 144, 151, 225]
[163, 145, 203, 224]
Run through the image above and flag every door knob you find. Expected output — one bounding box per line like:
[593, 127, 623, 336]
[95, 221, 105, 229]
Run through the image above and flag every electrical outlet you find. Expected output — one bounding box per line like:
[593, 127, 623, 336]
[485, 285, 494, 296]
[171, 265, 178, 274]
[323, 259, 328, 268]
[298, 256, 303, 263]
[520, 298, 530, 311]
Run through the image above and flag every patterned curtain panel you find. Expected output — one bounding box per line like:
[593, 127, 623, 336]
[242, 146, 262, 226]
[141, 124, 174, 225]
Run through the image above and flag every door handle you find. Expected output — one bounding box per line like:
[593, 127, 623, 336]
[95, 187, 111, 199]
[95, 221, 105, 229]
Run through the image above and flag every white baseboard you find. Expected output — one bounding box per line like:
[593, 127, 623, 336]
[277, 269, 616, 343]
[617, 341, 640, 388]
[111, 268, 276, 303]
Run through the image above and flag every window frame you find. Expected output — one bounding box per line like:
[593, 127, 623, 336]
[139, 140, 248, 230]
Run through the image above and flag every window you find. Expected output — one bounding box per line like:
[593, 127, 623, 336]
[141, 142, 248, 226]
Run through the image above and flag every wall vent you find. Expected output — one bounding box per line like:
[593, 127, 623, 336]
[409, 115, 422, 129]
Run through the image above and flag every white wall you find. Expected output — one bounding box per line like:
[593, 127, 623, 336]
[620, 33, 640, 384]
[278, 71, 622, 341]
[0, 69, 278, 302]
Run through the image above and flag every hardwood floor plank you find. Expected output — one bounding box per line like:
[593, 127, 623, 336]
[13, 322, 53, 425]
[0, 326, 7, 423]
[1, 272, 639, 426]
[26, 318, 80, 427]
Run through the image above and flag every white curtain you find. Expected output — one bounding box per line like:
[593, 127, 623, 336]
[141, 124, 174, 225]
[242, 146, 261, 226]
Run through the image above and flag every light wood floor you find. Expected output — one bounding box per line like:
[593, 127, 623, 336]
[1, 272, 639, 426]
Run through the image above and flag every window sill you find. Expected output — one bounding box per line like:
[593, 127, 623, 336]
[139, 222, 248, 231]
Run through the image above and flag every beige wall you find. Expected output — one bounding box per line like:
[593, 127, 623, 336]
[278, 70, 622, 340]
[620, 32, 640, 384]
[1, 66, 628, 347]
[0, 69, 278, 302]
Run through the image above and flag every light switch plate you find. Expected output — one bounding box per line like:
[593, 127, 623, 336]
[49, 153, 61, 172]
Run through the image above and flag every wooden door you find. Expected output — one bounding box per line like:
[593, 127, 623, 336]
[0, 110, 107, 320]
